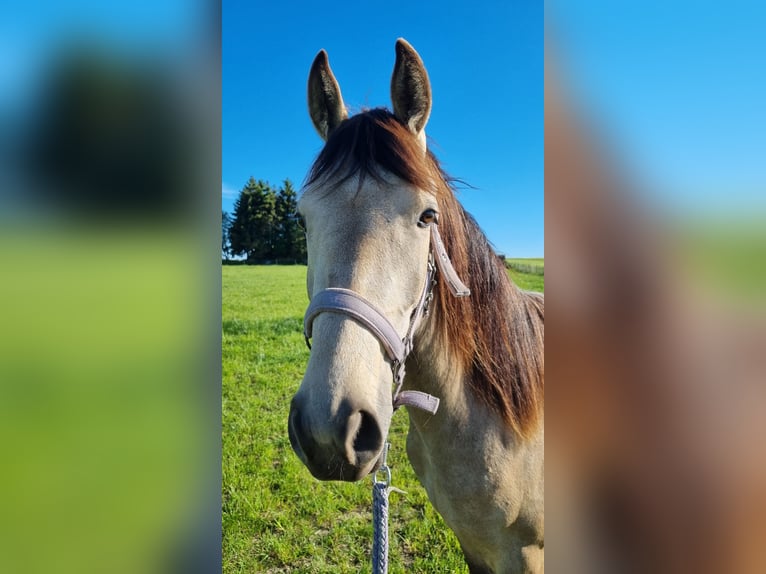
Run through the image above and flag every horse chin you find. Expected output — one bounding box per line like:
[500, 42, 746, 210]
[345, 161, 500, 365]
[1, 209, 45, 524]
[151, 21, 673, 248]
[303, 442, 385, 482]
[305, 459, 377, 482]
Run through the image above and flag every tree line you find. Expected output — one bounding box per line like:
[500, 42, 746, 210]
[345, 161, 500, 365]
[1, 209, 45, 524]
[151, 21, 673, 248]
[222, 177, 306, 264]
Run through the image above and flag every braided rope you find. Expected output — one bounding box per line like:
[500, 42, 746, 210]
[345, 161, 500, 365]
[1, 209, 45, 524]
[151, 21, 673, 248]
[372, 480, 390, 574]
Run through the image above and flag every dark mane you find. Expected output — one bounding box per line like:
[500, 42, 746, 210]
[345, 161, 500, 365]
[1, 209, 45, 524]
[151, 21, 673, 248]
[307, 108, 544, 437]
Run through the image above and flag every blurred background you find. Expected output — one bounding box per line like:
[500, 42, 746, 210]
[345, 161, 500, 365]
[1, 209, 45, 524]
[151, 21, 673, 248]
[0, 1, 220, 572]
[3, 0, 766, 572]
[546, 1, 766, 572]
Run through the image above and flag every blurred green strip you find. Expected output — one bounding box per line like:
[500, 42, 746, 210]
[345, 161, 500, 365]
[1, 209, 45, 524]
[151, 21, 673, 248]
[0, 227, 211, 574]
[677, 219, 766, 304]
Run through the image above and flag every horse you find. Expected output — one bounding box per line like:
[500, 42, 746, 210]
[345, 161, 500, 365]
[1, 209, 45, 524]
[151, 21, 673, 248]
[287, 39, 544, 573]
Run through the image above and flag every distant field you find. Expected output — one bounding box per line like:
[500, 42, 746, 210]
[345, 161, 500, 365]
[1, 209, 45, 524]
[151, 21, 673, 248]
[505, 258, 544, 267]
[222, 264, 543, 573]
[506, 258, 545, 292]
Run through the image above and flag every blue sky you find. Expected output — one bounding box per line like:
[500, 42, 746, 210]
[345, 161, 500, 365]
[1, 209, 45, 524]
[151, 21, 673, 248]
[6, 1, 760, 255]
[547, 1, 766, 214]
[0, 0, 198, 100]
[223, 1, 544, 257]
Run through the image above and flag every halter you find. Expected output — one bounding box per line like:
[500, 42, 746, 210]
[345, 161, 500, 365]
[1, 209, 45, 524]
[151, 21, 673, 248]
[303, 222, 470, 414]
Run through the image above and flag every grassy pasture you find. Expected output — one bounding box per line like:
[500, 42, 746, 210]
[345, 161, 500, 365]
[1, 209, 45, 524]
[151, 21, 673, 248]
[506, 258, 545, 293]
[222, 264, 543, 572]
[505, 257, 544, 267]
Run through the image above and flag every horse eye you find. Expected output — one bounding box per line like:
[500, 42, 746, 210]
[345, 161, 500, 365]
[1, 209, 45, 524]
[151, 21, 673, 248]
[418, 209, 438, 227]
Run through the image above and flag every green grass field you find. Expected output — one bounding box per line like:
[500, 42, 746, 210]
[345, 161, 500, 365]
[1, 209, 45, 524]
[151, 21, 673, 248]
[222, 264, 543, 572]
[505, 258, 544, 267]
[506, 258, 545, 293]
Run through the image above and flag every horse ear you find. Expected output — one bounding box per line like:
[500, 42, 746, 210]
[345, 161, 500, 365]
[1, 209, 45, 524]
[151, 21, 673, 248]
[308, 50, 348, 140]
[391, 38, 432, 138]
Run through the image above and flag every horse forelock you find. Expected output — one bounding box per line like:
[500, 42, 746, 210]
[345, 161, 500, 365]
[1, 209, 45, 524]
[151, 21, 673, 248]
[305, 108, 438, 194]
[305, 107, 544, 438]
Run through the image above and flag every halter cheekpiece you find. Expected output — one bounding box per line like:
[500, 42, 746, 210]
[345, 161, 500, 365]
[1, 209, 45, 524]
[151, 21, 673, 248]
[303, 222, 470, 414]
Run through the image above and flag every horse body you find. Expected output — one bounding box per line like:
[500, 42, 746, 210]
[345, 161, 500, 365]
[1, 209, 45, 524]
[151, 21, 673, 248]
[405, 360, 544, 573]
[404, 237, 544, 573]
[288, 39, 544, 573]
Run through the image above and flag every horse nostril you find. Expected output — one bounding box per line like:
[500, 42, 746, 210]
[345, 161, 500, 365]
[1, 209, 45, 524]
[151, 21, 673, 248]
[351, 410, 383, 456]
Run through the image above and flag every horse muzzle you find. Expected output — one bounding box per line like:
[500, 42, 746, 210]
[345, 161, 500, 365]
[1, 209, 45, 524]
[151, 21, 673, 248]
[288, 395, 386, 482]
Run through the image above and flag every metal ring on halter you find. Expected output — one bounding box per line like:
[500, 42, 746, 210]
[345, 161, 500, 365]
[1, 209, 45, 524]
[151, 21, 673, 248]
[373, 464, 392, 487]
[373, 442, 392, 486]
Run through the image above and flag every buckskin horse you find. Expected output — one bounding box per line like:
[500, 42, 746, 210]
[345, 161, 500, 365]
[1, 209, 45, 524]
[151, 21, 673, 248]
[288, 39, 544, 573]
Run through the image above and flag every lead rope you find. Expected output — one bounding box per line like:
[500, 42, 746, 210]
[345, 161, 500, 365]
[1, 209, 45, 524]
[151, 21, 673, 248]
[372, 442, 407, 574]
[372, 482, 390, 574]
[371, 442, 392, 574]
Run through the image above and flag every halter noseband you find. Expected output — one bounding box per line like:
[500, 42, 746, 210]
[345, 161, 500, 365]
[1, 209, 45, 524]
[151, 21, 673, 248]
[303, 223, 470, 414]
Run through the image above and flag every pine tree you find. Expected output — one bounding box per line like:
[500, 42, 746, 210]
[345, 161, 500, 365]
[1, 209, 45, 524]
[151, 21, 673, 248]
[222, 210, 232, 260]
[275, 179, 306, 262]
[229, 177, 278, 262]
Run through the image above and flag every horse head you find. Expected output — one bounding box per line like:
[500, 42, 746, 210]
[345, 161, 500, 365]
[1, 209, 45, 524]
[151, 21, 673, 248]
[288, 39, 445, 481]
